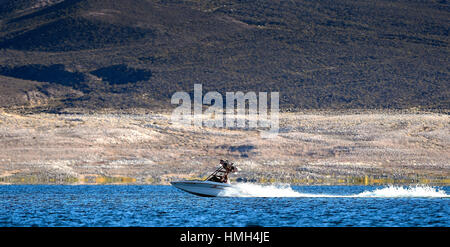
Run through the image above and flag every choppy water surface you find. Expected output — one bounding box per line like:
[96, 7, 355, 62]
[0, 185, 448, 227]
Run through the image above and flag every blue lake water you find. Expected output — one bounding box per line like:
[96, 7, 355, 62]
[0, 185, 448, 227]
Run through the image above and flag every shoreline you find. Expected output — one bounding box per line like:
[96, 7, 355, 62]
[1, 110, 449, 186]
[1, 181, 449, 186]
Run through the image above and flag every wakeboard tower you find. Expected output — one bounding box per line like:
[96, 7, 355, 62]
[171, 160, 238, 197]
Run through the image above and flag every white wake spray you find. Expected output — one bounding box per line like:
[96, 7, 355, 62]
[354, 185, 449, 198]
[218, 183, 305, 197]
[218, 183, 449, 198]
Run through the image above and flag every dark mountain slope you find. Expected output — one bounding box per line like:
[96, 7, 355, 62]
[0, 0, 448, 111]
[0, 75, 82, 108]
[1, 17, 151, 51]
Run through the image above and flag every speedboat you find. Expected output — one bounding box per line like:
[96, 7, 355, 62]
[171, 160, 238, 197]
[170, 180, 232, 197]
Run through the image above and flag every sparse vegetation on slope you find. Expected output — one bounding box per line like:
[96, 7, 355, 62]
[0, 0, 447, 110]
[0, 111, 448, 185]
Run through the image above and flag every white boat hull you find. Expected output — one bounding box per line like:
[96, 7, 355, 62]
[171, 180, 232, 197]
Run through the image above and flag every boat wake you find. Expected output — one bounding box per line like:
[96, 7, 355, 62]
[218, 183, 449, 198]
[354, 185, 449, 198]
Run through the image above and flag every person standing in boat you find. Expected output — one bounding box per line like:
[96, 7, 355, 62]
[219, 160, 237, 183]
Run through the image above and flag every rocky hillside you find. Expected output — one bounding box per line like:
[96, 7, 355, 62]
[0, 111, 448, 185]
[0, 0, 448, 111]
